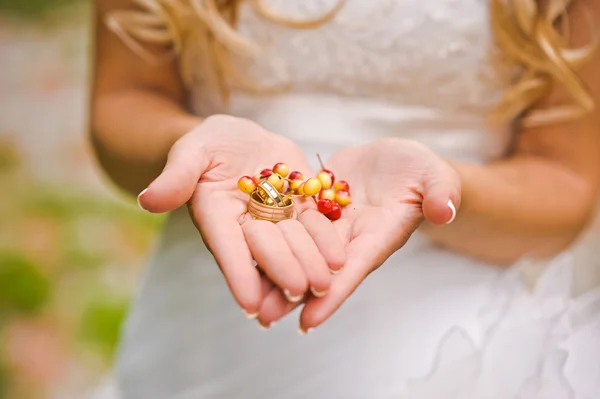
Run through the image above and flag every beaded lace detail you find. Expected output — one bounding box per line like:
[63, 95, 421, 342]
[235, 0, 515, 117]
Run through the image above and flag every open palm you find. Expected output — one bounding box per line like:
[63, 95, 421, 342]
[298, 138, 461, 331]
[138, 115, 345, 318]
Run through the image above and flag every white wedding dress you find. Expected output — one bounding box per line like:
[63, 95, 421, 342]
[113, 1, 600, 398]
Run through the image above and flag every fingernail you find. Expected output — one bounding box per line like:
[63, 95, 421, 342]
[243, 310, 258, 319]
[137, 188, 148, 211]
[330, 267, 343, 275]
[284, 289, 304, 303]
[310, 287, 327, 298]
[446, 199, 457, 224]
[298, 327, 314, 335]
[258, 321, 276, 330]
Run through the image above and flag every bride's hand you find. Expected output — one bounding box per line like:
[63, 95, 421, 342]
[299, 138, 461, 332]
[137, 115, 345, 317]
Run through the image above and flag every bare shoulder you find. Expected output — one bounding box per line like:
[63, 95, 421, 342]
[92, 0, 185, 102]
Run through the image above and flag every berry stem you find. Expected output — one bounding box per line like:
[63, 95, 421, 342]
[316, 154, 325, 170]
[311, 196, 318, 205]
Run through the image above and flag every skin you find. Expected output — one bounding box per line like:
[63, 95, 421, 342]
[91, 0, 600, 332]
[92, 0, 346, 316]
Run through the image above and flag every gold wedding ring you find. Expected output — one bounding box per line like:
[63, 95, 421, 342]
[247, 181, 294, 222]
[256, 180, 285, 207]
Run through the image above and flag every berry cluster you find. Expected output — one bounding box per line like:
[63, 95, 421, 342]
[237, 157, 351, 221]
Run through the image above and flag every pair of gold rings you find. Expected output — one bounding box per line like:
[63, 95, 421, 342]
[247, 180, 295, 222]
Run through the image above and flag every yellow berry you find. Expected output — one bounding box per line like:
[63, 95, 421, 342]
[334, 180, 350, 193]
[303, 177, 322, 197]
[238, 176, 257, 194]
[268, 173, 285, 192]
[318, 188, 336, 201]
[317, 170, 333, 190]
[290, 179, 304, 191]
[335, 190, 352, 207]
[273, 163, 289, 178]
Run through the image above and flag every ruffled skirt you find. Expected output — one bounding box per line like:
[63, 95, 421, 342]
[115, 209, 600, 399]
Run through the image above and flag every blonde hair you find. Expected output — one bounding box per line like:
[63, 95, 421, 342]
[106, 0, 597, 126]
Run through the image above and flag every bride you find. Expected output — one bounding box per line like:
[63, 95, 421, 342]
[90, 0, 600, 398]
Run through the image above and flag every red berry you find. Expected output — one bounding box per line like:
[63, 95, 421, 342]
[289, 171, 304, 181]
[260, 169, 273, 177]
[327, 203, 342, 221]
[334, 180, 350, 193]
[317, 199, 334, 215]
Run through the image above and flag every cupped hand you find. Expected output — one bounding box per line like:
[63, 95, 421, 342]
[298, 138, 461, 332]
[137, 115, 345, 317]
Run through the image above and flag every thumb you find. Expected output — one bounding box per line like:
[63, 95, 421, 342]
[137, 134, 211, 213]
[421, 163, 461, 225]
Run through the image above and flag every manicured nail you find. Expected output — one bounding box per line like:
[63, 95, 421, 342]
[137, 188, 148, 210]
[284, 289, 304, 303]
[243, 310, 258, 319]
[298, 327, 314, 335]
[310, 287, 327, 298]
[330, 267, 343, 275]
[446, 199, 456, 224]
[258, 321, 276, 330]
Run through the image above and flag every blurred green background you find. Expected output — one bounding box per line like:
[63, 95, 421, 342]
[0, 1, 164, 397]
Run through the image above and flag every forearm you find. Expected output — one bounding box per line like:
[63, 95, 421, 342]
[90, 88, 202, 195]
[422, 157, 597, 264]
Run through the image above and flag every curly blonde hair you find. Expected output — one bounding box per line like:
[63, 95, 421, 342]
[106, 0, 597, 127]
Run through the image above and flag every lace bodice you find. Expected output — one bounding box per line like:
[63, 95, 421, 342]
[191, 0, 515, 163]
[234, 0, 512, 115]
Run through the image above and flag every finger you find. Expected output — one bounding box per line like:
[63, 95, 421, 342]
[333, 218, 352, 247]
[277, 219, 332, 296]
[421, 164, 462, 225]
[192, 192, 263, 315]
[138, 132, 211, 213]
[299, 207, 417, 333]
[242, 219, 309, 301]
[297, 209, 346, 273]
[299, 234, 381, 332]
[257, 288, 301, 328]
